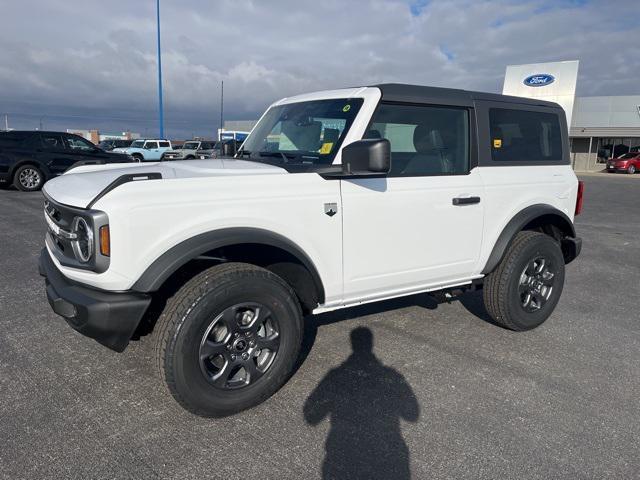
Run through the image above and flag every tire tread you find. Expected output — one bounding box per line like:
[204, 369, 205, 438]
[483, 231, 555, 331]
[153, 262, 301, 416]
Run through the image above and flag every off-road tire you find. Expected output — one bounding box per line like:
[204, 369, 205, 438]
[483, 231, 565, 331]
[154, 262, 303, 417]
[13, 164, 44, 191]
[131, 153, 144, 162]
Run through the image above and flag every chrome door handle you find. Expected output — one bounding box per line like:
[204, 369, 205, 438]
[452, 196, 481, 206]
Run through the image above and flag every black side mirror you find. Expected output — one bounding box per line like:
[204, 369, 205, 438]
[341, 139, 391, 176]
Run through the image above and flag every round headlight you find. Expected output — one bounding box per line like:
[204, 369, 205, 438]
[71, 216, 94, 263]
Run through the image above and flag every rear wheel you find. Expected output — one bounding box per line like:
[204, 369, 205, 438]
[154, 262, 303, 417]
[13, 164, 44, 191]
[483, 231, 565, 331]
[628, 164, 636, 174]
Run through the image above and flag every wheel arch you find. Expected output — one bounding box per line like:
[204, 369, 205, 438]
[131, 227, 326, 312]
[10, 159, 50, 180]
[481, 204, 577, 275]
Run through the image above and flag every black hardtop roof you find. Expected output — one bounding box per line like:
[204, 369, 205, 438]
[373, 83, 560, 109]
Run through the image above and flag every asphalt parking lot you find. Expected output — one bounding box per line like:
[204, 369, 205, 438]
[0, 173, 638, 479]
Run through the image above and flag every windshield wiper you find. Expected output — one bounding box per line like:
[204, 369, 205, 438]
[258, 151, 295, 164]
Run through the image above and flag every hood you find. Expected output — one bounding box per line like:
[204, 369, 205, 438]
[43, 159, 286, 208]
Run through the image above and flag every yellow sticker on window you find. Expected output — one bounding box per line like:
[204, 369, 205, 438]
[493, 139, 502, 148]
[342, 104, 351, 112]
[320, 142, 333, 154]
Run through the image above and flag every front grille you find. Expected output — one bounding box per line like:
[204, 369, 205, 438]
[44, 198, 81, 264]
[42, 193, 110, 273]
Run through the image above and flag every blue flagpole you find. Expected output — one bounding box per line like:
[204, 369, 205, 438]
[156, 0, 164, 139]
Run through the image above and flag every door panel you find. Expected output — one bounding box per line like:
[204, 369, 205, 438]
[341, 170, 484, 302]
[339, 101, 484, 304]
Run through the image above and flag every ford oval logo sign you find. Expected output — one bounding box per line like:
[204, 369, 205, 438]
[523, 74, 555, 87]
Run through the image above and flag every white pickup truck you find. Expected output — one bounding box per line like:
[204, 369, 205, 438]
[39, 84, 583, 417]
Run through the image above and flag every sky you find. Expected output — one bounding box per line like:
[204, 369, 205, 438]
[0, 0, 637, 139]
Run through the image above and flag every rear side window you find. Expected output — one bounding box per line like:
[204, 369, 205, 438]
[158, 141, 170, 148]
[489, 108, 562, 162]
[0, 132, 31, 147]
[41, 134, 64, 149]
[145, 141, 159, 149]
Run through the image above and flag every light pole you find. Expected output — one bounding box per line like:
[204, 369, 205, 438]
[219, 80, 224, 141]
[156, 0, 164, 139]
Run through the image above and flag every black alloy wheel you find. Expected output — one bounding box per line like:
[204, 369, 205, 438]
[14, 165, 44, 191]
[199, 302, 280, 390]
[518, 256, 556, 313]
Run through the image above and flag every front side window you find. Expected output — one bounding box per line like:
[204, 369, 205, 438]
[367, 103, 469, 176]
[183, 142, 200, 150]
[65, 135, 95, 151]
[130, 140, 145, 148]
[240, 98, 364, 172]
[490, 108, 562, 162]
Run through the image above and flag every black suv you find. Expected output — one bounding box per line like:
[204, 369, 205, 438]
[0, 131, 135, 191]
[98, 139, 133, 151]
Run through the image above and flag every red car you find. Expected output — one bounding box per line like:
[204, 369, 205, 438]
[607, 153, 640, 174]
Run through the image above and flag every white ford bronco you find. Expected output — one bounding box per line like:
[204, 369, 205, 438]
[39, 84, 583, 417]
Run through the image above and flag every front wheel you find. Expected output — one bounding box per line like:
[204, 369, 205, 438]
[154, 263, 303, 417]
[483, 231, 565, 331]
[628, 165, 636, 174]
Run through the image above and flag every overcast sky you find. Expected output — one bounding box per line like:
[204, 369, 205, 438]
[0, 0, 637, 138]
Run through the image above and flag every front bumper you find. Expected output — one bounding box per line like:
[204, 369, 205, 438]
[39, 248, 151, 352]
[607, 164, 628, 171]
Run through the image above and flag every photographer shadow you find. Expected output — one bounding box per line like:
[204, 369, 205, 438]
[303, 327, 420, 480]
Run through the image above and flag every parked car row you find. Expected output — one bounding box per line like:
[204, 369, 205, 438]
[0, 130, 248, 191]
[162, 140, 216, 160]
[161, 139, 242, 160]
[0, 131, 136, 191]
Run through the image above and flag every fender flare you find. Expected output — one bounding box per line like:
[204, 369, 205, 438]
[131, 227, 326, 304]
[481, 204, 576, 274]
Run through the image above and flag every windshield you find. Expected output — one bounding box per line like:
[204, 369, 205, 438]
[183, 142, 200, 150]
[130, 140, 145, 148]
[619, 153, 637, 159]
[239, 98, 364, 172]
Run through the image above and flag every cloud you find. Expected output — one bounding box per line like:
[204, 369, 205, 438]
[0, 0, 637, 137]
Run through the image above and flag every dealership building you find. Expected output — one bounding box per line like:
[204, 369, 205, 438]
[503, 61, 640, 171]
